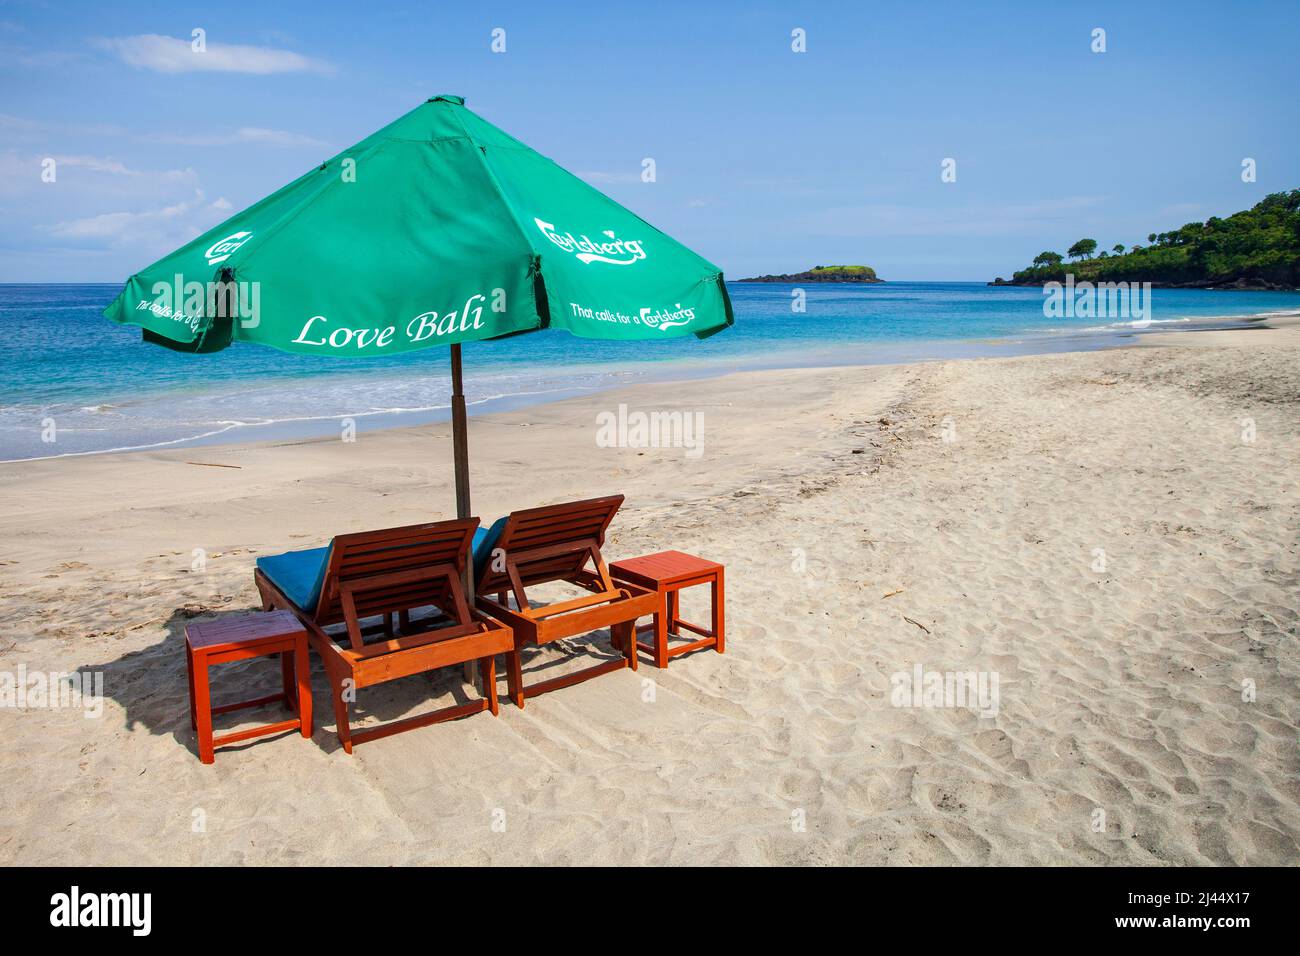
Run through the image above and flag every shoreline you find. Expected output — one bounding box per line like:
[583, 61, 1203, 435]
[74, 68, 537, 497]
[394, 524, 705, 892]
[6, 308, 1298, 465]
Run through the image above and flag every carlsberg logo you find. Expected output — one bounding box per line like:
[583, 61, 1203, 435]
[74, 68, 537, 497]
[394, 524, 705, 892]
[204, 230, 252, 265]
[535, 218, 646, 266]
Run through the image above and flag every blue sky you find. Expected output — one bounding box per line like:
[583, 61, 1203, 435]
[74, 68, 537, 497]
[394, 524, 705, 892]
[2, 0, 1298, 282]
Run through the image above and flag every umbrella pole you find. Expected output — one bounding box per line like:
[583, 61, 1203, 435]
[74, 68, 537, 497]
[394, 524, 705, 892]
[450, 344, 479, 688]
[450, 344, 471, 521]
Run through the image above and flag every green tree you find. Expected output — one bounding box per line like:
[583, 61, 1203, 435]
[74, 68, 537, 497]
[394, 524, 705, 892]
[1007, 190, 1300, 287]
[1112, 244, 1125, 255]
[1067, 238, 1098, 260]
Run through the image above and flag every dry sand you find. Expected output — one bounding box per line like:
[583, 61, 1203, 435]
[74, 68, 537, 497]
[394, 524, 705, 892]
[0, 327, 1296, 865]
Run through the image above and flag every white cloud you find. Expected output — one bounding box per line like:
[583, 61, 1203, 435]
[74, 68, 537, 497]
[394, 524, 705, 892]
[147, 127, 327, 148]
[48, 195, 201, 240]
[0, 113, 323, 150]
[0, 147, 232, 275]
[0, 113, 126, 140]
[96, 34, 332, 75]
[46, 190, 231, 247]
[49, 155, 138, 176]
[0, 150, 198, 199]
[0, 112, 41, 130]
[0, 149, 201, 218]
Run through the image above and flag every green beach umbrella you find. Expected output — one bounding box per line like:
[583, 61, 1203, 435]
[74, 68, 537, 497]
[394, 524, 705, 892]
[104, 94, 732, 521]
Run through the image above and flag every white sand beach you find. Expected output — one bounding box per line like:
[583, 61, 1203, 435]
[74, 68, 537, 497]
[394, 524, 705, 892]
[0, 326, 1296, 865]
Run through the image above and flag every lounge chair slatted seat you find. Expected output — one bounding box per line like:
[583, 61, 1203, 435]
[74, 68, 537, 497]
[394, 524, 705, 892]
[473, 495, 659, 707]
[254, 518, 515, 753]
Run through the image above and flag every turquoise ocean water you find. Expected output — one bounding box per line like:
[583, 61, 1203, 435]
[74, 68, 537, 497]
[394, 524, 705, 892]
[3, 281, 1298, 461]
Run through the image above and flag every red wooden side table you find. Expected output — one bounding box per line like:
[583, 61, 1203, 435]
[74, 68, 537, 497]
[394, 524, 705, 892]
[609, 550, 725, 668]
[184, 610, 312, 764]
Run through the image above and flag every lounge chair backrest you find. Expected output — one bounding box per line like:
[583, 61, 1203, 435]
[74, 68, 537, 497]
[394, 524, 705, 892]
[316, 518, 479, 630]
[476, 495, 623, 598]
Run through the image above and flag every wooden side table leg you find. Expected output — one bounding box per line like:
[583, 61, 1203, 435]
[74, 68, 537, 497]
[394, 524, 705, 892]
[186, 647, 197, 731]
[280, 650, 295, 709]
[193, 655, 215, 765]
[666, 589, 680, 636]
[294, 639, 312, 737]
[655, 591, 670, 668]
[712, 570, 725, 654]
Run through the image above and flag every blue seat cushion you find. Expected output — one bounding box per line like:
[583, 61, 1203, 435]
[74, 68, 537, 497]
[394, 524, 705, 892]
[472, 517, 508, 578]
[256, 545, 331, 613]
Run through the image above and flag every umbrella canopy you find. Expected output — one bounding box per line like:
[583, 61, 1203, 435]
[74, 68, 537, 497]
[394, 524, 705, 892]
[104, 94, 732, 354]
[103, 94, 733, 527]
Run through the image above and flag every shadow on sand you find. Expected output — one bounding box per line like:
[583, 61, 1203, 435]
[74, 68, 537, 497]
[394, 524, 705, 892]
[82, 605, 629, 761]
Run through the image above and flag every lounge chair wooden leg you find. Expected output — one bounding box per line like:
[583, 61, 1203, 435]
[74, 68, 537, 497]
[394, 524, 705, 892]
[328, 669, 353, 755]
[257, 579, 273, 612]
[505, 649, 524, 709]
[613, 621, 637, 671]
[481, 655, 499, 715]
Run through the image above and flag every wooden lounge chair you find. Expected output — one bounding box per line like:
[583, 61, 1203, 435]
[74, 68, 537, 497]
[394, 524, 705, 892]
[472, 495, 659, 707]
[254, 518, 515, 753]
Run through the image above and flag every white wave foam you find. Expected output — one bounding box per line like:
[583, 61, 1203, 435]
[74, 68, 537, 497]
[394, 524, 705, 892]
[1077, 317, 1193, 332]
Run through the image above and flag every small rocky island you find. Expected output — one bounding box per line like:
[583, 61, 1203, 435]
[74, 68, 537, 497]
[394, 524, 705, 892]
[737, 264, 883, 283]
